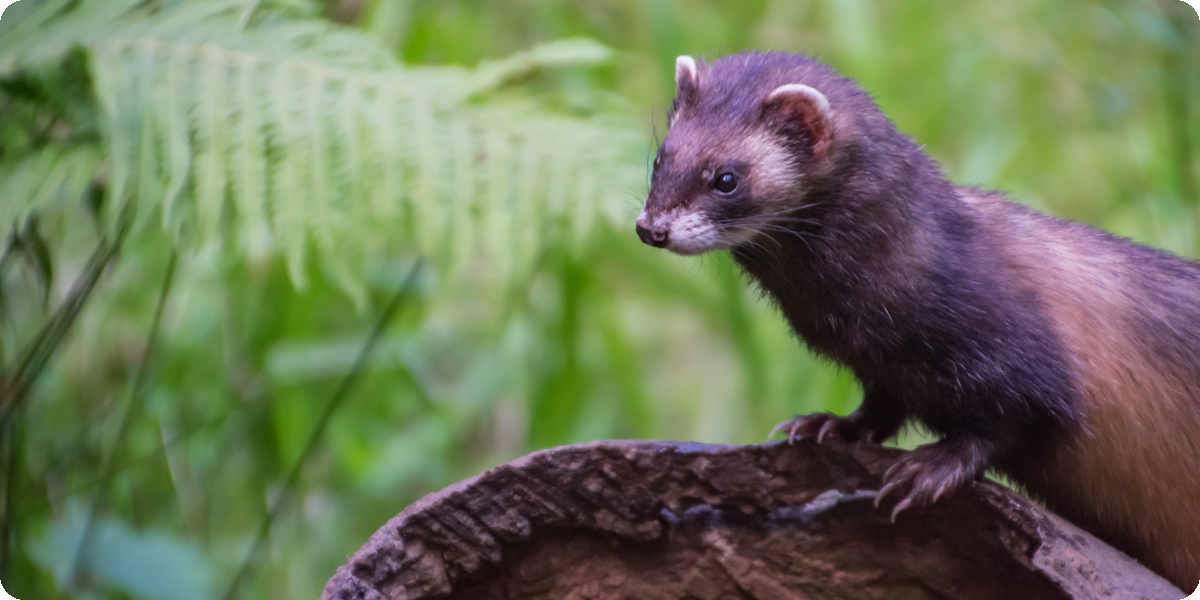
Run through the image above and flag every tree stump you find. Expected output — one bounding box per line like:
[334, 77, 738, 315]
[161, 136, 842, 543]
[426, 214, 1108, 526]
[321, 440, 1182, 599]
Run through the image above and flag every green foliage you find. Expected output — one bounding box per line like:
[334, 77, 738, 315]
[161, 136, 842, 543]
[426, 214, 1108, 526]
[1, 1, 1196, 599]
[30, 503, 215, 600]
[1, 0, 642, 307]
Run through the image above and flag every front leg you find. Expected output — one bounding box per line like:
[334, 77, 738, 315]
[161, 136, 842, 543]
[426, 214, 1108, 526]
[875, 435, 995, 521]
[770, 388, 905, 444]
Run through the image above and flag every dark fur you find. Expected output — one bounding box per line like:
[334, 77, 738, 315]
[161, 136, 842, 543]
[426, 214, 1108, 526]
[642, 52, 1200, 589]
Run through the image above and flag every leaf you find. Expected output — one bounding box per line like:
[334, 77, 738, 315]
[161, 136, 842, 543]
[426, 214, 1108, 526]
[4, 0, 644, 301]
[28, 503, 216, 600]
[19, 216, 55, 306]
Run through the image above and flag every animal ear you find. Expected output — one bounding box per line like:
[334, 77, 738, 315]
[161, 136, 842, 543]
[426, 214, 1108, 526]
[674, 55, 699, 106]
[762, 83, 833, 154]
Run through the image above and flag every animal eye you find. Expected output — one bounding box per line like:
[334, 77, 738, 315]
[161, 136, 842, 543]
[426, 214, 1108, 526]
[713, 172, 738, 194]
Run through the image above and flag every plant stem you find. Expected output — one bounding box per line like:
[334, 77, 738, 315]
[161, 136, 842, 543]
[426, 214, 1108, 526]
[221, 258, 424, 600]
[59, 250, 178, 597]
[0, 223, 126, 428]
[0, 402, 21, 581]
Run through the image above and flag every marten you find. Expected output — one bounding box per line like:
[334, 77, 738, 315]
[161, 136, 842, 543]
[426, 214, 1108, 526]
[636, 52, 1200, 590]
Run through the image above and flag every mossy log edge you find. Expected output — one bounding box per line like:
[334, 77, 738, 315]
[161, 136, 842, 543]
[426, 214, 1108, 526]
[321, 440, 1182, 599]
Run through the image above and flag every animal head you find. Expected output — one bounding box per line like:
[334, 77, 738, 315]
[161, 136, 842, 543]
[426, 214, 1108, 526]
[637, 53, 847, 255]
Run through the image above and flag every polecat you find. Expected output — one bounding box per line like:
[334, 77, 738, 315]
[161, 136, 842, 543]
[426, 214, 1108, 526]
[636, 52, 1200, 590]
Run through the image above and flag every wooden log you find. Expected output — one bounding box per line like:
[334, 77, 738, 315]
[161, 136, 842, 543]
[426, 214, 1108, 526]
[321, 440, 1183, 599]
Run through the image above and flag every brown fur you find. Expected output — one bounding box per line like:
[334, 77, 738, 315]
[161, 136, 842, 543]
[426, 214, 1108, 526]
[964, 190, 1200, 587]
[639, 52, 1200, 589]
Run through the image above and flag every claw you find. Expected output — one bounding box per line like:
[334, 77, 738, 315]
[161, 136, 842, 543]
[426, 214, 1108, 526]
[883, 461, 917, 486]
[816, 420, 835, 444]
[890, 496, 914, 523]
[816, 418, 837, 444]
[882, 460, 904, 483]
[875, 479, 903, 508]
[768, 421, 791, 441]
[931, 480, 952, 504]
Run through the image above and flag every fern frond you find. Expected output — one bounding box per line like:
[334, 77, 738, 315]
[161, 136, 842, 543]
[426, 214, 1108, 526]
[0, 0, 143, 75]
[2, 0, 645, 304]
[0, 143, 102, 231]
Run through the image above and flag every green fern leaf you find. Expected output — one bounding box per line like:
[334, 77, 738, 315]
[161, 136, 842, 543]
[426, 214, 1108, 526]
[3, 0, 646, 301]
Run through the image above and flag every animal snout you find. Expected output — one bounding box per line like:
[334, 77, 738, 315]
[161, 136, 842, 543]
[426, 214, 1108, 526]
[636, 216, 669, 247]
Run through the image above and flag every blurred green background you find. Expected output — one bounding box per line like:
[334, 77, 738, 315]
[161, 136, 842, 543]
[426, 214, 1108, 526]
[0, 0, 1196, 597]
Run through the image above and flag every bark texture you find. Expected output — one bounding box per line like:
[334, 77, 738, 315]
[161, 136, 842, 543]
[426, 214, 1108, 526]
[321, 440, 1183, 600]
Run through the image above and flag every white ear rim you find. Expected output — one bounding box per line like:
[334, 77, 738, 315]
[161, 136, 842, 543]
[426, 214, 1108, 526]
[675, 55, 698, 88]
[766, 83, 831, 121]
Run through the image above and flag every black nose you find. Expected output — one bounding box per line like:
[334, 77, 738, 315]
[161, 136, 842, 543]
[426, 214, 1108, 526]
[636, 218, 669, 247]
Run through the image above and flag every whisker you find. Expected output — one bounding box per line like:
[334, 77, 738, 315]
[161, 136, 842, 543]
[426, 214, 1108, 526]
[726, 233, 774, 256]
[732, 221, 826, 254]
[725, 224, 783, 251]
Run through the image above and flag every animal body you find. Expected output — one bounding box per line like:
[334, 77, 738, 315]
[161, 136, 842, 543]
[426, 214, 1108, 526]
[636, 52, 1200, 590]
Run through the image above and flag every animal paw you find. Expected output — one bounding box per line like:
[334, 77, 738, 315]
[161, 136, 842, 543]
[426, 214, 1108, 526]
[874, 442, 981, 522]
[768, 412, 873, 444]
